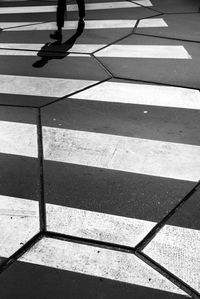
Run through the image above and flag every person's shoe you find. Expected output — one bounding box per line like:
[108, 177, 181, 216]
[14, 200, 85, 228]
[49, 30, 62, 40]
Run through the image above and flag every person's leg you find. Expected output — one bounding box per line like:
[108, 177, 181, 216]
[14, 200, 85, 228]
[77, 0, 85, 20]
[50, 0, 66, 39]
[57, 0, 66, 32]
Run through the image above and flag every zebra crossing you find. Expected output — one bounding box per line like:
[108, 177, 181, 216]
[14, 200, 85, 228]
[0, 0, 200, 297]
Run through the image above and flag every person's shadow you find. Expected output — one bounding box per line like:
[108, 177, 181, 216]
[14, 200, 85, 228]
[33, 20, 85, 68]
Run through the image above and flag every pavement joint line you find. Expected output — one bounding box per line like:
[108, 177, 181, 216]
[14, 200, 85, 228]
[91, 54, 114, 77]
[135, 180, 200, 252]
[130, 0, 162, 14]
[163, 11, 200, 15]
[114, 75, 200, 92]
[45, 231, 136, 254]
[135, 12, 164, 23]
[136, 251, 200, 299]
[0, 232, 43, 275]
[92, 31, 135, 55]
[134, 31, 200, 44]
[37, 109, 47, 232]
[40, 77, 112, 108]
[0, 103, 40, 108]
[1, 20, 54, 31]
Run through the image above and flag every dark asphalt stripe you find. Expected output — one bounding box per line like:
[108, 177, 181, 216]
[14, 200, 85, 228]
[0, 258, 187, 299]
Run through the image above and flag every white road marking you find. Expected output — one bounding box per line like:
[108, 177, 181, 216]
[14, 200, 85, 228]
[0, 74, 97, 97]
[18, 237, 187, 296]
[132, 0, 153, 6]
[0, 195, 155, 248]
[70, 81, 200, 110]
[0, 195, 39, 258]
[143, 225, 200, 293]
[0, 43, 106, 53]
[0, 1, 151, 14]
[1, 20, 137, 30]
[0, 49, 89, 56]
[138, 18, 168, 28]
[47, 203, 155, 247]
[0, 121, 38, 158]
[43, 127, 200, 182]
[95, 45, 192, 59]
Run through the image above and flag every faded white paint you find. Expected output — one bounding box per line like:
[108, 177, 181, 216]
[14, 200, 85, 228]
[70, 81, 200, 110]
[19, 237, 187, 296]
[0, 195, 39, 258]
[0, 75, 97, 97]
[143, 225, 200, 293]
[95, 45, 192, 59]
[43, 127, 200, 182]
[0, 43, 106, 54]
[0, 195, 155, 248]
[0, 1, 149, 14]
[47, 204, 155, 247]
[138, 18, 168, 28]
[2, 20, 137, 31]
[0, 121, 38, 157]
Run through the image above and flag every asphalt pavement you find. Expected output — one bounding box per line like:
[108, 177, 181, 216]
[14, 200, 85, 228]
[0, 0, 200, 298]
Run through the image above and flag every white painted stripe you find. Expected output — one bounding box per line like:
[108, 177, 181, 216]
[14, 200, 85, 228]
[47, 204, 155, 247]
[132, 0, 153, 6]
[143, 225, 200, 293]
[0, 195, 39, 258]
[0, 43, 105, 53]
[0, 22, 43, 29]
[0, 49, 89, 57]
[1, 20, 137, 30]
[0, 121, 38, 158]
[43, 127, 200, 182]
[70, 81, 200, 110]
[95, 45, 192, 59]
[0, 2, 149, 14]
[19, 237, 187, 296]
[0, 74, 97, 97]
[0, 195, 155, 248]
[138, 18, 168, 28]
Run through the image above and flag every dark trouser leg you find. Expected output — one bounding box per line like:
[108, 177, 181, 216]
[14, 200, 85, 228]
[57, 0, 67, 30]
[77, 0, 85, 19]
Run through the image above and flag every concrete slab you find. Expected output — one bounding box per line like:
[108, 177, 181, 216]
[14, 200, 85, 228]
[40, 81, 197, 230]
[95, 35, 200, 89]
[0, 239, 188, 298]
[150, 0, 199, 13]
[143, 189, 200, 294]
[136, 14, 200, 43]
[0, 107, 40, 265]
